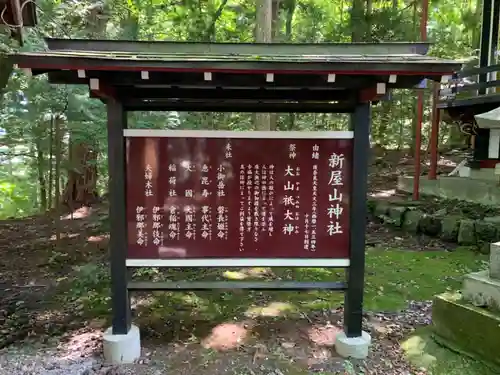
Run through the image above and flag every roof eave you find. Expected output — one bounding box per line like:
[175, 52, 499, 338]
[11, 55, 462, 78]
[42, 38, 433, 56]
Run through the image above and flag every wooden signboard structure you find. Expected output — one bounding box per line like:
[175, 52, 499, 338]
[11, 39, 460, 362]
[126, 130, 352, 264]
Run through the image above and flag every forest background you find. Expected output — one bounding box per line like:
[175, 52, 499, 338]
[0, 0, 479, 219]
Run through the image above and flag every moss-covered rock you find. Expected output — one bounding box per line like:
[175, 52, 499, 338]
[402, 210, 424, 233]
[475, 221, 498, 243]
[432, 292, 500, 367]
[440, 215, 461, 242]
[367, 199, 377, 214]
[479, 242, 491, 255]
[420, 215, 442, 236]
[457, 219, 476, 245]
[484, 215, 500, 225]
[387, 206, 407, 227]
[373, 201, 390, 219]
[483, 216, 500, 241]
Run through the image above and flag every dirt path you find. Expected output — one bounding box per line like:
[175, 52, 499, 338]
[0, 302, 434, 375]
[0, 148, 472, 374]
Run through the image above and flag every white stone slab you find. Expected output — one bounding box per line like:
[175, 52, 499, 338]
[476, 106, 500, 129]
[103, 324, 141, 364]
[490, 242, 500, 280]
[335, 331, 371, 359]
[463, 270, 500, 309]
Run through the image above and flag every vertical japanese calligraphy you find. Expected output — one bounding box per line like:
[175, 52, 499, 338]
[217, 164, 228, 239]
[126, 132, 353, 261]
[167, 206, 180, 240]
[201, 163, 210, 198]
[184, 205, 196, 239]
[239, 165, 245, 251]
[135, 205, 146, 246]
[282, 144, 300, 236]
[151, 205, 163, 246]
[268, 165, 275, 236]
[145, 164, 153, 197]
[246, 164, 252, 233]
[327, 152, 345, 236]
[260, 165, 268, 234]
[253, 165, 260, 242]
[308, 144, 320, 251]
[225, 140, 233, 159]
[168, 164, 177, 197]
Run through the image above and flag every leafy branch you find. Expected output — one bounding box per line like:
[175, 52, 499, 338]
[203, 0, 229, 42]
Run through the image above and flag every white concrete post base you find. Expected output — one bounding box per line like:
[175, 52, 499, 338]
[103, 324, 141, 364]
[335, 331, 371, 359]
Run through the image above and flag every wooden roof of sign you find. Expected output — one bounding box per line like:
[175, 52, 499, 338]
[11, 38, 462, 112]
[0, 0, 37, 44]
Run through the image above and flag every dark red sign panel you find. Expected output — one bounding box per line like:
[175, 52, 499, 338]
[125, 130, 353, 264]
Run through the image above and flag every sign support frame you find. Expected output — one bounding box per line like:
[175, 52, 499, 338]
[107, 99, 131, 335]
[106, 101, 371, 341]
[344, 102, 370, 338]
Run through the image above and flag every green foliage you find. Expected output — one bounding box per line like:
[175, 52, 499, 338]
[64, 247, 487, 322]
[62, 263, 111, 315]
[403, 327, 499, 375]
[0, 0, 483, 217]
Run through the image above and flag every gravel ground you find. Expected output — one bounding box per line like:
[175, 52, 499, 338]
[0, 349, 97, 375]
[0, 301, 435, 375]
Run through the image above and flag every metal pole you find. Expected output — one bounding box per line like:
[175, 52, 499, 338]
[344, 102, 370, 337]
[478, 0, 500, 95]
[107, 99, 131, 335]
[413, 0, 429, 200]
[428, 82, 440, 180]
[413, 91, 424, 199]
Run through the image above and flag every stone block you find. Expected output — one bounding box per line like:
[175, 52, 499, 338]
[484, 216, 500, 225]
[373, 202, 390, 219]
[457, 219, 476, 245]
[387, 206, 407, 227]
[103, 324, 141, 364]
[402, 210, 424, 233]
[335, 331, 371, 359]
[479, 242, 491, 255]
[463, 270, 500, 310]
[397, 175, 500, 207]
[432, 292, 500, 367]
[366, 199, 377, 214]
[419, 215, 442, 236]
[440, 215, 461, 242]
[490, 242, 500, 280]
[475, 221, 498, 244]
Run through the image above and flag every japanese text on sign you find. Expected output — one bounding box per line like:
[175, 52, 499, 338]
[126, 134, 352, 260]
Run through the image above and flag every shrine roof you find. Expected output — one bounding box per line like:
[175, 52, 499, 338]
[13, 39, 458, 72]
[10, 38, 462, 112]
[437, 64, 500, 121]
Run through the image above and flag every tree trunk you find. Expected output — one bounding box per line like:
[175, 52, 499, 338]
[271, 0, 281, 41]
[58, 1, 107, 209]
[0, 54, 13, 103]
[351, 0, 365, 42]
[47, 116, 54, 210]
[54, 114, 62, 242]
[284, 0, 296, 40]
[35, 134, 47, 212]
[254, 0, 273, 131]
[61, 139, 99, 208]
[365, 0, 372, 41]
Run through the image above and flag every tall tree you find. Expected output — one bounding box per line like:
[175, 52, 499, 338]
[254, 0, 273, 131]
